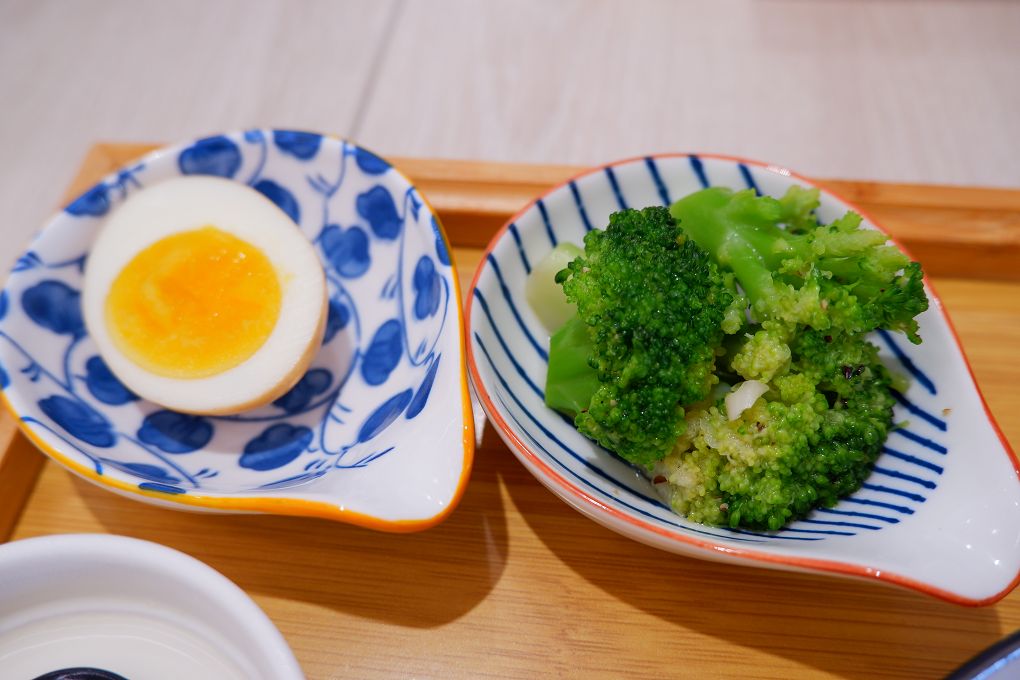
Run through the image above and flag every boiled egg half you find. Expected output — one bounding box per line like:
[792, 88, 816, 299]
[83, 176, 327, 415]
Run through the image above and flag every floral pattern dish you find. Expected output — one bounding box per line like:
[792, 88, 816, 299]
[0, 130, 473, 530]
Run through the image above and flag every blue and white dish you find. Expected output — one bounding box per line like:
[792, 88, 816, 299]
[466, 153, 1020, 603]
[0, 130, 473, 530]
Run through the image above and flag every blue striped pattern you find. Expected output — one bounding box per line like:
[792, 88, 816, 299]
[739, 163, 762, 195]
[878, 329, 936, 394]
[508, 222, 531, 274]
[569, 181, 594, 232]
[537, 199, 557, 247]
[471, 154, 947, 548]
[604, 166, 629, 210]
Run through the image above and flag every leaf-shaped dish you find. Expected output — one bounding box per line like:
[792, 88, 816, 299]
[466, 153, 1020, 604]
[0, 130, 473, 531]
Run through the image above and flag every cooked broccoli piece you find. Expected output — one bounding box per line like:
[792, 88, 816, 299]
[651, 186, 929, 530]
[535, 185, 928, 531]
[545, 206, 738, 468]
[670, 186, 928, 343]
[656, 330, 896, 530]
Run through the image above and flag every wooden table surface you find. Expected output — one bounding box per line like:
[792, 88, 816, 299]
[2, 144, 1020, 679]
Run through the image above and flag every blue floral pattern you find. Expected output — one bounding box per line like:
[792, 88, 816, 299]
[320, 224, 371, 278]
[85, 355, 138, 405]
[138, 411, 213, 454]
[178, 136, 242, 178]
[273, 130, 322, 160]
[0, 130, 459, 502]
[65, 183, 112, 217]
[22, 281, 84, 337]
[357, 186, 402, 239]
[241, 424, 314, 471]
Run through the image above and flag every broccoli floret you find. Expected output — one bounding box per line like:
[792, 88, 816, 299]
[657, 331, 895, 530]
[670, 187, 928, 342]
[535, 185, 928, 531]
[651, 186, 928, 530]
[545, 206, 738, 468]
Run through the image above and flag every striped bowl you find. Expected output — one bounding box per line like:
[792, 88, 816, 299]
[466, 153, 1020, 605]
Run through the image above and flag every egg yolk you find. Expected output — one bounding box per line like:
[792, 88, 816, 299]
[105, 226, 282, 379]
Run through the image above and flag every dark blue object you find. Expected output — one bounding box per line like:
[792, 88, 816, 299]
[272, 368, 332, 413]
[947, 629, 1020, 680]
[356, 185, 401, 239]
[361, 319, 402, 386]
[272, 130, 322, 160]
[412, 256, 441, 320]
[738, 163, 762, 196]
[39, 395, 115, 448]
[878, 329, 936, 395]
[33, 668, 129, 680]
[138, 411, 213, 453]
[65, 183, 111, 217]
[354, 147, 390, 175]
[322, 297, 351, 344]
[178, 135, 242, 178]
[120, 462, 179, 483]
[358, 389, 413, 442]
[240, 424, 313, 471]
[435, 226, 451, 266]
[253, 179, 300, 224]
[22, 280, 84, 337]
[320, 224, 370, 278]
[0, 362, 8, 389]
[0, 289, 7, 320]
[689, 154, 709, 189]
[644, 156, 671, 206]
[84, 356, 138, 405]
[405, 354, 441, 420]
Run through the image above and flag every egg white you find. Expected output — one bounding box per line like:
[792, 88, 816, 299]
[82, 176, 327, 415]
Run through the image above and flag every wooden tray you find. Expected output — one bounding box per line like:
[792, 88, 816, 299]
[2, 143, 1019, 679]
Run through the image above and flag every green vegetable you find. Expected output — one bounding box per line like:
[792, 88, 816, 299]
[526, 242, 584, 332]
[657, 186, 929, 530]
[670, 187, 927, 343]
[548, 206, 737, 468]
[545, 316, 600, 416]
[539, 184, 929, 531]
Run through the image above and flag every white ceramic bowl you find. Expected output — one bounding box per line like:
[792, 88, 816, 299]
[0, 533, 302, 679]
[466, 153, 1020, 605]
[0, 130, 473, 531]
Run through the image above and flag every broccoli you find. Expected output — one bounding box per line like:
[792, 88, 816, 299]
[655, 330, 897, 530]
[536, 186, 928, 531]
[544, 206, 738, 468]
[670, 186, 927, 343]
[656, 186, 929, 530]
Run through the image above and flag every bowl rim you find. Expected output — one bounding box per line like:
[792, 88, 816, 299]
[0, 129, 475, 533]
[464, 150, 1020, 605]
[0, 532, 303, 678]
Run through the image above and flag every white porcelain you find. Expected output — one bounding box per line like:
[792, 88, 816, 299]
[0, 130, 474, 530]
[0, 533, 303, 679]
[466, 153, 1020, 604]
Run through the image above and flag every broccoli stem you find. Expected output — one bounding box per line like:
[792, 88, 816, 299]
[545, 316, 600, 418]
[669, 188, 778, 306]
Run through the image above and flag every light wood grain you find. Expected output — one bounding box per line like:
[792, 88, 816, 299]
[2, 145, 1020, 680]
